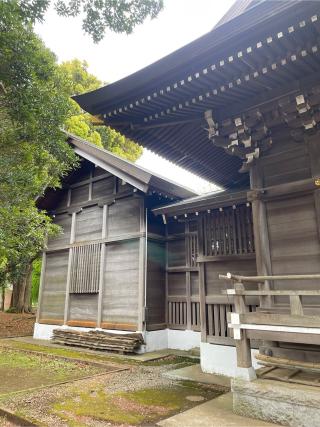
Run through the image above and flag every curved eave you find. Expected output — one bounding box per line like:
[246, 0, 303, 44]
[73, 0, 301, 115]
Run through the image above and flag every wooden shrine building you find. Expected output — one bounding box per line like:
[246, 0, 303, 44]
[56, 1, 320, 424]
[34, 134, 197, 352]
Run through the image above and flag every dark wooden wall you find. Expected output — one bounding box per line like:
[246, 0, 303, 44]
[198, 204, 257, 346]
[253, 137, 320, 307]
[165, 219, 201, 332]
[37, 161, 144, 331]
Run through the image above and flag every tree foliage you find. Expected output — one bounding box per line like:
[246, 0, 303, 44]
[0, 0, 151, 311]
[0, 2, 76, 311]
[16, 0, 164, 43]
[61, 59, 143, 161]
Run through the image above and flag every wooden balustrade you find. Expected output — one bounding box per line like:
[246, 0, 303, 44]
[167, 297, 200, 331]
[221, 272, 320, 376]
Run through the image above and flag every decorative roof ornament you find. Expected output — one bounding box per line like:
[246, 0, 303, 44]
[204, 109, 272, 173]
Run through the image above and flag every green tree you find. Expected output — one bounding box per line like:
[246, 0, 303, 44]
[16, 0, 164, 43]
[0, 2, 76, 312]
[61, 59, 143, 161]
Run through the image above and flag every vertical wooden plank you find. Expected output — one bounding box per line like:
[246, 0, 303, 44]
[36, 251, 47, 323]
[231, 206, 237, 254]
[290, 295, 304, 316]
[214, 304, 220, 337]
[196, 302, 200, 328]
[212, 210, 217, 256]
[67, 188, 71, 208]
[97, 204, 108, 327]
[198, 215, 207, 341]
[246, 204, 254, 253]
[207, 304, 213, 336]
[88, 170, 93, 201]
[63, 212, 76, 325]
[220, 304, 226, 337]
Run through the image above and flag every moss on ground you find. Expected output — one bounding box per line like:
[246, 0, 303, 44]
[1, 340, 197, 367]
[52, 382, 223, 426]
[0, 348, 104, 395]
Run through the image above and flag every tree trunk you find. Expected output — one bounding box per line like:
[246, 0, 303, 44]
[10, 258, 37, 313]
[16, 274, 27, 313]
[23, 264, 33, 313]
[11, 278, 20, 310]
[1, 287, 4, 312]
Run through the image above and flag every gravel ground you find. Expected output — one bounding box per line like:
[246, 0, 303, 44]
[0, 360, 224, 426]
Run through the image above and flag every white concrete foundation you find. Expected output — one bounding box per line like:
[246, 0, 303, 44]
[33, 323, 200, 353]
[144, 329, 168, 352]
[167, 329, 201, 351]
[200, 342, 259, 377]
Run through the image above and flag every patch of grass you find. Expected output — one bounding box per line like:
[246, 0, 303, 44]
[51, 383, 224, 426]
[1, 340, 198, 368]
[144, 355, 198, 367]
[1, 340, 133, 365]
[0, 348, 104, 395]
[53, 389, 146, 426]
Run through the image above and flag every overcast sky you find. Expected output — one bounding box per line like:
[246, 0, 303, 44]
[36, 0, 235, 194]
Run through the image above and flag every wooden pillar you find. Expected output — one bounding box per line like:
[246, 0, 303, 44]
[185, 221, 192, 330]
[36, 251, 47, 323]
[63, 212, 76, 325]
[234, 282, 256, 380]
[198, 215, 207, 342]
[250, 163, 273, 309]
[97, 204, 108, 328]
[165, 224, 169, 326]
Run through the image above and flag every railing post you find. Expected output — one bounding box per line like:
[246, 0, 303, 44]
[233, 282, 257, 381]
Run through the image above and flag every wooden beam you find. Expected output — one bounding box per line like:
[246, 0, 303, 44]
[97, 204, 108, 328]
[63, 212, 76, 325]
[138, 199, 146, 332]
[36, 251, 46, 323]
[234, 312, 320, 328]
[198, 217, 207, 342]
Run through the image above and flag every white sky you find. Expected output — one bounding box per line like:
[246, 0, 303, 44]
[35, 0, 235, 194]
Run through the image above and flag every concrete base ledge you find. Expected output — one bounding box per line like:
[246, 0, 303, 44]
[232, 377, 320, 427]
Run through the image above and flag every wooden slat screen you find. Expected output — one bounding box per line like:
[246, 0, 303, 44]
[206, 303, 257, 343]
[168, 300, 187, 327]
[203, 204, 254, 256]
[191, 301, 201, 330]
[70, 244, 101, 294]
[186, 233, 198, 267]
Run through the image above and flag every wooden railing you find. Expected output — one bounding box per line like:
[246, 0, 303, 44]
[221, 273, 320, 378]
[206, 300, 258, 345]
[167, 296, 200, 331]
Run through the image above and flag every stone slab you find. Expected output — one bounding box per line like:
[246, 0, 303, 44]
[163, 364, 231, 388]
[157, 392, 278, 426]
[233, 377, 320, 427]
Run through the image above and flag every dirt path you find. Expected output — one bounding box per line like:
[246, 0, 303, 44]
[0, 313, 35, 338]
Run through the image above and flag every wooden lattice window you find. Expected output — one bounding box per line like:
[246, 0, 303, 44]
[69, 243, 101, 294]
[186, 233, 198, 267]
[203, 204, 254, 256]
